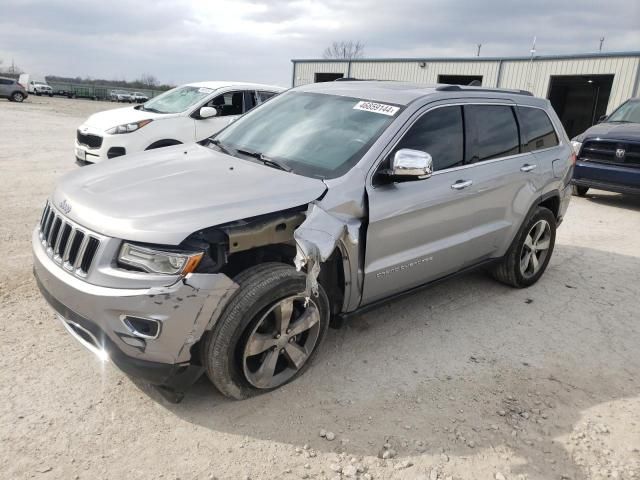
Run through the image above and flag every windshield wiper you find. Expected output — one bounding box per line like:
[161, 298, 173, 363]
[236, 148, 292, 172]
[142, 106, 164, 113]
[209, 138, 236, 156]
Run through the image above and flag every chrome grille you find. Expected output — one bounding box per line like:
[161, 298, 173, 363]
[39, 202, 101, 277]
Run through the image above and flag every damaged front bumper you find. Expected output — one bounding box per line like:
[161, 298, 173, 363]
[32, 228, 237, 392]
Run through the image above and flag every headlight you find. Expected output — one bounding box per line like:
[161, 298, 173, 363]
[571, 140, 582, 155]
[118, 243, 203, 275]
[106, 119, 153, 135]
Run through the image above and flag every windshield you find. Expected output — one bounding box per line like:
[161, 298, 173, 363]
[607, 100, 640, 123]
[142, 86, 215, 114]
[212, 91, 400, 178]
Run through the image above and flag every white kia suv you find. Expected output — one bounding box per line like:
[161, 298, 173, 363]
[75, 81, 284, 164]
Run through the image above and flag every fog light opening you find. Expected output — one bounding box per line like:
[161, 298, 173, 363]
[121, 315, 161, 339]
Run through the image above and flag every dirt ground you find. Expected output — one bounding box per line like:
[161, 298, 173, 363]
[1, 96, 639, 480]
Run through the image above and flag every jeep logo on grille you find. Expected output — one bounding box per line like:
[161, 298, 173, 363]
[615, 148, 626, 160]
[59, 199, 72, 214]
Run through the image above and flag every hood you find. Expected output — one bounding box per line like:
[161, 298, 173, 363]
[52, 144, 327, 245]
[577, 122, 640, 142]
[83, 106, 178, 131]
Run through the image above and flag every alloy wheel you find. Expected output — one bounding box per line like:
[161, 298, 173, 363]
[242, 295, 321, 389]
[520, 219, 551, 278]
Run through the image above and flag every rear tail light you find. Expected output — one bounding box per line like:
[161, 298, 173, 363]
[569, 151, 576, 166]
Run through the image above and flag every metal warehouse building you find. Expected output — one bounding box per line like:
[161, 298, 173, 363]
[291, 51, 640, 138]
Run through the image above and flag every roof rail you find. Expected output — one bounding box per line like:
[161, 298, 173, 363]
[436, 84, 533, 96]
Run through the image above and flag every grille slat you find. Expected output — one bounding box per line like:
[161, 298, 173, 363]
[48, 217, 62, 250]
[38, 202, 102, 278]
[80, 237, 100, 273]
[77, 130, 103, 149]
[68, 231, 85, 268]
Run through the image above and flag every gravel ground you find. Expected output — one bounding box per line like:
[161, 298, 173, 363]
[1, 96, 639, 480]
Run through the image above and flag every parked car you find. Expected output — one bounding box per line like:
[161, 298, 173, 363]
[32, 83, 54, 96]
[571, 97, 640, 196]
[130, 91, 149, 103]
[0, 76, 28, 102]
[75, 81, 284, 164]
[33, 82, 574, 401]
[109, 90, 133, 102]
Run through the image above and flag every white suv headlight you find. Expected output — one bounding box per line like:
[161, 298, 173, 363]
[106, 119, 153, 135]
[118, 243, 203, 275]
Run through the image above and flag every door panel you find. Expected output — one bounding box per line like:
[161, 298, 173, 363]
[363, 171, 475, 304]
[362, 105, 469, 304]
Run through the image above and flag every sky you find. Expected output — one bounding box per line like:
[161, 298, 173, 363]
[1, 0, 638, 88]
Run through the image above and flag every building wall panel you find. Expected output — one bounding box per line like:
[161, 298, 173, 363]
[293, 55, 640, 113]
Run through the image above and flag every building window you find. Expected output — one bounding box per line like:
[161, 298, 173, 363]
[314, 73, 344, 83]
[438, 75, 483, 86]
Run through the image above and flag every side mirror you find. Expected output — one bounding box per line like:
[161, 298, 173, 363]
[199, 106, 218, 119]
[388, 149, 433, 181]
[598, 114, 608, 123]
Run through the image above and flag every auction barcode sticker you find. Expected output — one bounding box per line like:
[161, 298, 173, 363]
[353, 101, 400, 116]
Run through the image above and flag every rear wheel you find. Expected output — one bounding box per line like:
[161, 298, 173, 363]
[572, 185, 589, 197]
[11, 92, 24, 102]
[203, 263, 330, 399]
[491, 206, 556, 288]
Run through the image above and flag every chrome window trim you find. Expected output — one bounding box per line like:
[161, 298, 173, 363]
[367, 101, 564, 187]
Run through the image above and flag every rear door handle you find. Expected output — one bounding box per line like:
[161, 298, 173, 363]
[451, 180, 473, 190]
[520, 164, 537, 172]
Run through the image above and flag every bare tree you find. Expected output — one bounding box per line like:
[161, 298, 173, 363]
[322, 41, 365, 60]
[138, 73, 158, 87]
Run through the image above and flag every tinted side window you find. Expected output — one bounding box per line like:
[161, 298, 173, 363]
[206, 91, 244, 116]
[396, 106, 464, 171]
[258, 91, 276, 103]
[519, 107, 558, 152]
[0, 79, 13, 85]
[465, 105, 519, 163]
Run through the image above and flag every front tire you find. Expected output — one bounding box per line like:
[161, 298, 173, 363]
[491, 206, 556, 288]
[572, 185, 589, 197]
[11, 92, 24, 102]
[203, 263, 330, 399]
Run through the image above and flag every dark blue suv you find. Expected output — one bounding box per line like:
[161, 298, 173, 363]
[571, 97, 640, 196]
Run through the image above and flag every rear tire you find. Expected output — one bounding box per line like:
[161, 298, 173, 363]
[491, 206, 556, 288]
[203, 263, 330, 400]
[572, 185, 589, 197]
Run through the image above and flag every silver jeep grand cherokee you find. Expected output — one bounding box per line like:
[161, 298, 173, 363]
[33, 81, 574, 401]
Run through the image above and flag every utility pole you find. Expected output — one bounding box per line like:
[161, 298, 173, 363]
[599, 37, 605, 52]
[527, 36, 537, 91]
[476, 44, 482, 57]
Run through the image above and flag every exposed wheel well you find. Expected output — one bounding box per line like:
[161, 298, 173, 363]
[539, 194, 560, 220]
[221, 243, 345, 316]
[146, 139, 183, 150]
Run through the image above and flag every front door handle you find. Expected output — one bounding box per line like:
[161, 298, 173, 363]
[451, 180, 473, 190]
[520, 164, 537, 172]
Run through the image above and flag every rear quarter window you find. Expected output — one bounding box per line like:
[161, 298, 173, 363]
[518, 106, 559, 152]
[464, 105, 520, 163]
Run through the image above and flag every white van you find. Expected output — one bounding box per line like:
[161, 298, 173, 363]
[75, 81, 284, 164]
[18, 73, 53, 96]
